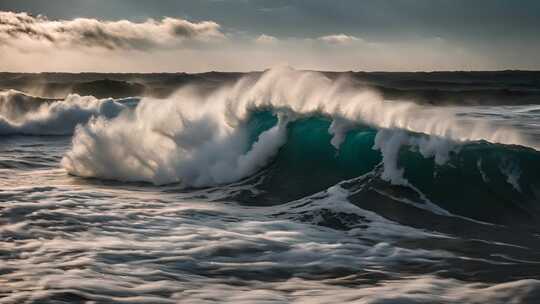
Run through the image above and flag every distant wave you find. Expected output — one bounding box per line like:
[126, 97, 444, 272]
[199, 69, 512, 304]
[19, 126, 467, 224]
[0, 90, 131, 135]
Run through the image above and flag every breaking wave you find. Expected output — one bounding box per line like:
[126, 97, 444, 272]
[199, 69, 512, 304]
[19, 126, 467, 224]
[61, 67, 539, 186]
[56, 67, 540, 226]
[0, 89, 129, 135]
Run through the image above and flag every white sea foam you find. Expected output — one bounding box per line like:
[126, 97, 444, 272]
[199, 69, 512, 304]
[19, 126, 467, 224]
[62, 88, 290, 186]
[0, 90, 127, 135]
[1, 171, 537, 304]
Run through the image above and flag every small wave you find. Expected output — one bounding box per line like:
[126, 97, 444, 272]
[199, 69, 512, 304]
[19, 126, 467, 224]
[0, 90, 130, 135]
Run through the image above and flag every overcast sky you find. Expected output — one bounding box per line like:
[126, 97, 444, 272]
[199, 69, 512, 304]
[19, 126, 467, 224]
[1, 0, 539, 72]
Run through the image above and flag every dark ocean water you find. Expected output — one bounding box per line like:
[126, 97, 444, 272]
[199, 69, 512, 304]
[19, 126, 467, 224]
[2, 68, 540, 303]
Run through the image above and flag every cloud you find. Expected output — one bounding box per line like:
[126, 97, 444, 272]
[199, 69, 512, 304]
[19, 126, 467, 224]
[0, 11, 225, 51]
[1, 12, 537, 72]
[254, 34, 278, 44]
[318, 34, 361, 45]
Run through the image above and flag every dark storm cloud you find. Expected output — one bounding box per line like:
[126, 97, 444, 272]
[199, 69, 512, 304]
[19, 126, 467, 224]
[0, 11, 224, 51]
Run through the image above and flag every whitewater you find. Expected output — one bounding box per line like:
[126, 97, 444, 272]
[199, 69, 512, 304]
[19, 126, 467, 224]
[2, 67, 540, 303]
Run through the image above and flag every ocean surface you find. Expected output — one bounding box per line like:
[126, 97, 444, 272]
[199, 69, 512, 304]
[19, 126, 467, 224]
[1, 67, 540, 303]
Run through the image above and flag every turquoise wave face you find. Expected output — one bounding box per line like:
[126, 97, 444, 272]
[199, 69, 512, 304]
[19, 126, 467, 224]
[256, 114, 381, 200]
[244, 110, 540, 223]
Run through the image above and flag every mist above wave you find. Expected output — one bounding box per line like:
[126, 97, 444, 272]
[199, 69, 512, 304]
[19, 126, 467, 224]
[61, 67, 537, 186]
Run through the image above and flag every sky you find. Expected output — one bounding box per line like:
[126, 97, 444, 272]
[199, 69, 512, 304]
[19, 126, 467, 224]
[1, 0, 539, 72]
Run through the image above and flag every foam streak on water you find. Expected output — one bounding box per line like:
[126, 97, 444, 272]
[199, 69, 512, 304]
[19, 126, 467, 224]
[1, 166, 540, 303]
